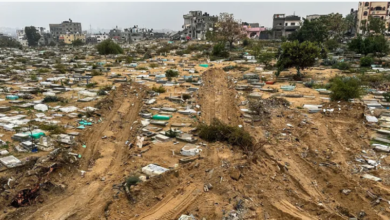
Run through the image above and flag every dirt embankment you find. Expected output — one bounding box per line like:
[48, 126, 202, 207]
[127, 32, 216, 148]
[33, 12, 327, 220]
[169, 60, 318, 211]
[197, 68, 242, 126]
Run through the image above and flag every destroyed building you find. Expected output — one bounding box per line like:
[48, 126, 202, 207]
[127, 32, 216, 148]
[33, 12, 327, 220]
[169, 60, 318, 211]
[272, 14, 301, 39]
[50, 18, 82, 41]
[182, 11, 218, 40]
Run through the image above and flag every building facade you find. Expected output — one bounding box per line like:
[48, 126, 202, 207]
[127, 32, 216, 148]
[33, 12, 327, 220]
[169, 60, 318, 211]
[59, 33, 86, 44]
[182, 11, 218, 40]
[241, 22, 266, 38]
[50, 19, 82, 41]
[357, 2, 390, 34]
[272, 14, 301, 39]
[306, 14, 325, 21]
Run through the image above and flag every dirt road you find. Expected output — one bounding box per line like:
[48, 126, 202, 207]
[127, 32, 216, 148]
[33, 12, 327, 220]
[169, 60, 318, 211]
[9, 84, 147, 220]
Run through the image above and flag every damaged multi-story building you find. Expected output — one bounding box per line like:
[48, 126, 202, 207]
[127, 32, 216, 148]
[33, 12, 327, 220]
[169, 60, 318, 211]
[123, 25, 154, 42]
[272, 14, 301, 39]
[50, 19, 82, 41]
[241, 22, 266, 38]
[182, 11, 218, 40]
[16, 27, 55, 46]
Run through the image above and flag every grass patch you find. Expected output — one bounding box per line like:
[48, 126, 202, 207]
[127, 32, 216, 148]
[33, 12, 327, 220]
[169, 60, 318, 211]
[197, 119, 253, 152]
[152, 85, 166, 93]
[38, 123, 65, 135]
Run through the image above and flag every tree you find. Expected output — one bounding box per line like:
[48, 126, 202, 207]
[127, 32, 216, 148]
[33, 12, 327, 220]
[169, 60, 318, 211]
[0, 36, 22, 49]
[325, 39, 339, 51]
[360, 56, 373, 67]
[348, 35, 389, 57]
[72, 39, 84, 46]
[25, 26, 41, 47]
[214, 13, 246, 48]
[345, 14, 356, 35]
[329, 76, 363, 101]
[276, 41, 320, 78]
[257, 52, 274, 69]
[212, 42, 229, 58]
[318, 13, 347, 40]
[96, 39, 123, 55]
[288, 19, 328, 43]
[367, 16, 386, 35]
[165, 69, 179, 81]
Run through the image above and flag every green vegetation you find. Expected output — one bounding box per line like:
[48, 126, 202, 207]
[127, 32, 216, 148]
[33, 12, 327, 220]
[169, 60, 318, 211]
[197, 119, 253, 152]
[91, 70, 103, 76]
[135, 66, 148, 70]
[329, 76, 363, 101]
[182, 94, 191, 100]
[276, 40, 320, 78]
[0, 36, 22, 48]
[30, 74, 38, 81]
[212, 13, 246, 48]
[360, 56, 373, 67]
[165, 69, 179, 80]
[212, 42, 229, 58]
[86, 82, 98, 88]
[96, 39, 123, 55]
[25, 26, 41, 47]
[152, 85, 166, 93]
[165, 129, 179, 138]
[43, 96, 61, 103]
[54, 63, 66, 74]
[37, 68, 50, 74]
[257, 52, 274, 69]
[149, 63, 159, 68]
[332, 62, 350, 70]
[125, 176, 141, 189]
[72, 39, 84, 46]
[348, 35, 389, 57]
[38, 123, 65, 135]
[222, 65, 249, 72]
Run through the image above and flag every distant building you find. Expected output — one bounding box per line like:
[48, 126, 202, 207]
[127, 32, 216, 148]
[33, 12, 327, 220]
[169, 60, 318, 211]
[87, 33, 109, 44]
[123, 25, 154, 42]
[16, 27, 49, 46]
[182, 11, 218, 40]
[50, 19, 82, 41]
[242, 22, 266, 38]
[59, 33, 86, 44]
[357, 2, 390, 34]
[306, 14, 326, 21]
[272, 14, 301, 39]
[348, 8, 358, 36]
[108, 26, 126, 42]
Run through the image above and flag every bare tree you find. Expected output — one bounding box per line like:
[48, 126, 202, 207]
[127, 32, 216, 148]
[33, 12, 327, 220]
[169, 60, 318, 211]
[214, 13, 246, 49]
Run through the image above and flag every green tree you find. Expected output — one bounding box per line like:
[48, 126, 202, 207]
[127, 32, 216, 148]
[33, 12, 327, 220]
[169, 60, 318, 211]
[288, 19, 328, 43]
[325, 39, 339, 51]
[360, 56, 373, 67]
[96, 39, 123, 55]
[276, 41, 320, 78]
[25, 26, 41, 47]
[72, 39, 84, 46]
[165, 69, 179, 80]
[205, 30, 216, 41]
[0, 36, 22, 49]
[348, 35, 389, 57]
[257, 52, 274, 69]
[329, 76, 363, 101]
[318, 13, 347, 40]
[367, 16, 386, 35]
[212, 42, 229, 58]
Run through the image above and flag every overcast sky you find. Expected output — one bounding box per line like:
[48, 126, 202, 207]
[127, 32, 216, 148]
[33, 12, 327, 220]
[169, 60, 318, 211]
[0, 2, 357, 31]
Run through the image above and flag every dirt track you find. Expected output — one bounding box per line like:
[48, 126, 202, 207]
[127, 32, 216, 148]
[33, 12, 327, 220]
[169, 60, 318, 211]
[5, 83, 147, 220]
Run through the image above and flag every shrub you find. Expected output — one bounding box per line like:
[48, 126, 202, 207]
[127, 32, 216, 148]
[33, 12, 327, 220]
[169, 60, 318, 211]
[125, 176, 141, 189]
[212, 42, 229, 58]
[152, 85, 166, 93]
[96, 39, 123, 55]
[38, 124, 65, 135]
[197, 119, 253, 152]
[384, 92, 390, 102]
[86, 82, 97, 88]
[360, 56, 373, 67]
[332, 62, 350, 70]
[149, 63, 159, 68]
[329, 76, 363, 101]
[54, 63, 66, 74]
[30, 74, 38, 81]
[43, 96, 60, 103]
[321, 59, 337, 66]
[165, 129, 179, 138]
[37, 68, 50, 74]
[165, 69, 179, 78]
[135, 66, 148, 70]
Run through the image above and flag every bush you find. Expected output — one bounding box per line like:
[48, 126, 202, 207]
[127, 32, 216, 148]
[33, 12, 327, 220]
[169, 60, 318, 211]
[135, 66, 148, 70]
[152, 85, 166, 93]
[86, 82, 97, 88]
[43, 96, 61, 103]
[54, 63, 66, 74]
[96, 39, 123, 55]
[329, 76, 363, 101]
[332, 62, 350, 70]
[182, 94, 191, 100]
[321, 59, 337, 66]
[165, 129, 179, 138]
[30, 74, 38, 81]
[165, 69, 179, 78]
[38, 124, 65, 135]
[197, 119, 253, 152]
[149, 63, 159, 68]
[360, 56, 373, 67]
[212, 42, 229, 58]
[37, 68, 50, 74]
[384, 92, 390, 102]
[125, 176, 141, 189]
